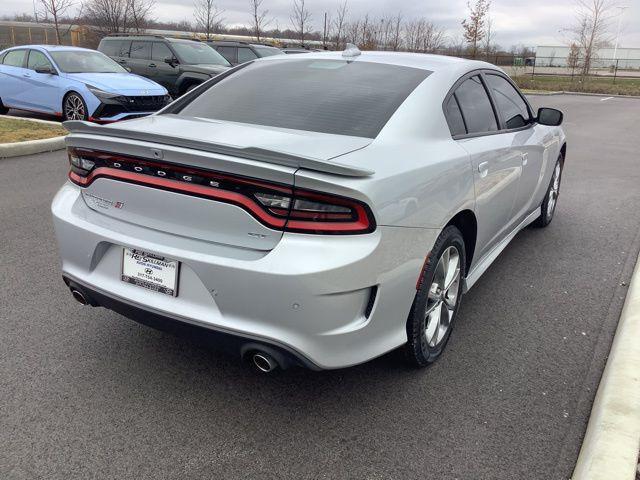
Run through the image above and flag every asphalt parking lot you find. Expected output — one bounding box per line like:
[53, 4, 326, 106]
[1, 94, 640, 480]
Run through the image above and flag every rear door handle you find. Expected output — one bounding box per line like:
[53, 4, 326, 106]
[478, 161, 489, 178]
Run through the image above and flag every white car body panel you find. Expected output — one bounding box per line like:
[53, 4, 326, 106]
[51, 51, 566, 369]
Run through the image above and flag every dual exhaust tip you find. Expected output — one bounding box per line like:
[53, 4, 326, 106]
[70, 288, 89, 306]
[251, 352, 278, 373]
[69, 285, 282, 373]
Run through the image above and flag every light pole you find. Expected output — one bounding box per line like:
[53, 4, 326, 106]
[612, 6, 629, 62]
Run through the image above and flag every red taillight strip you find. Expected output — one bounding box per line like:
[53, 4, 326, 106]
[286, 203, 370, 233]
[69, 168, 287, 228]
[68, 148, 376, 235]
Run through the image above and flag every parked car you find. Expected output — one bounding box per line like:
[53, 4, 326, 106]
[207, 40, 283, 65]
[52, 49, 566, 372]
[98, 35, 230, 97]
[0, 45, 169, 122]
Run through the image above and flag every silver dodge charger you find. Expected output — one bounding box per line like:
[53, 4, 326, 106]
[52, 47, 566, 371]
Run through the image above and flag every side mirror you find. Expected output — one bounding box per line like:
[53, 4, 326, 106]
[537, 107, 563, 126]
[35, 66, 55, 75]
[164, 57, 178, 67]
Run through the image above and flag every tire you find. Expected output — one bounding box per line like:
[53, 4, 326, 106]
[531, 155, 563, 228]
[62, 92, 89, 121]
[405, 225, 466, 367]
[0, 98, 8, 115]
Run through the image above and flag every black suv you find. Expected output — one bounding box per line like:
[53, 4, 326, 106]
[98, 35, 231, 97]
[206, 41, 283, 66]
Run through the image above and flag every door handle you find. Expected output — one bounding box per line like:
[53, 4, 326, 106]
[478, 161, 489, 178]
[521, 152, 528, 166]
[148, 63, 156, 68]
[23, 73, 31, 77]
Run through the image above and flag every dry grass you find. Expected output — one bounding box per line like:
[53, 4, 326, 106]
[514, 75, 640, 96]
[0, 117, 67, 144]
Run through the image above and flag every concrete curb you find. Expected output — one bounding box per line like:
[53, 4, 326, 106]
[0, 116, 67, 159]
[572, 252, 640, 480]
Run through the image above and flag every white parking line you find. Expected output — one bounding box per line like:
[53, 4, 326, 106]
[600, 97, 614, 101]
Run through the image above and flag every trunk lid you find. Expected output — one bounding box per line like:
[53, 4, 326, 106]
[65, 117, 372, 251]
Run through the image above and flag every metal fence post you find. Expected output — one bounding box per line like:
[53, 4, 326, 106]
[613, 59, 618, 84]
[531, 57, 536, 78]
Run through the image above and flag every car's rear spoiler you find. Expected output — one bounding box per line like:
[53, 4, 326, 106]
[63, 121, 374, 178]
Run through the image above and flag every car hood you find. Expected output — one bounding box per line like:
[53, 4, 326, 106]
[65, 72, 167, 95]
[183, 65, 230, 75]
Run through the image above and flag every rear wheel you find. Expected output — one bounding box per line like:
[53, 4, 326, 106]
[0, 98, 8, 115]
[63, 92, 88, 121]
[531, 155, 563, 228]
[405, 226, 466, 367]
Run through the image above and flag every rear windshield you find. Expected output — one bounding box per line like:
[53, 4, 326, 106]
[253, 46, 283, 57]
[175, 59, 430, 138]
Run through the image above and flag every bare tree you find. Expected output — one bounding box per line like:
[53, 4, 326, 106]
[570, 0, 613, 77]
[194, 0, 224, 40]
[290, 0, 312, 45]
[389, 13, 403, 51]
[249, 0, 271, 42]
[38, 0, 75, 44]
[461, 0, 490, 57]
[84, 0, 128, 34]
[332, 0, 348, 50]
[482, 16, 495, 58]
[126, 0, 154, 32]
[567, 42, 580, 73]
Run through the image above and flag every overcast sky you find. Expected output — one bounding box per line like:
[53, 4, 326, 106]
[4, 0, 640, 49]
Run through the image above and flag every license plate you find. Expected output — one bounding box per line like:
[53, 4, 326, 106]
[121, 248, 179, 296]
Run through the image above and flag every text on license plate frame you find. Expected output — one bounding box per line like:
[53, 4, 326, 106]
[121, 248, 180, 297]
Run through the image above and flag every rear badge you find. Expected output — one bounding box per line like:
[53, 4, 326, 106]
[83, 192, 125, 211]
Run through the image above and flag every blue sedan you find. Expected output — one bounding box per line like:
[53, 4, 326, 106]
[0, 45, 170, 122]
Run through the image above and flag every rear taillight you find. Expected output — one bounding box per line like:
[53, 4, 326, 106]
[67, 147, 375, 235]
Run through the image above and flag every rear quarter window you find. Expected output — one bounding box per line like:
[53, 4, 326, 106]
[175, 59, 430, 138]
[453, 75, 498, 135]
[2, 49, 26, 67]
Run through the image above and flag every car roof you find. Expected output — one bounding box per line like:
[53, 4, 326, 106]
[207, 40, 277, 48]
[2, 44, 95, 53]
[258, 50, 501, 76]
[102, 35, 196, 43]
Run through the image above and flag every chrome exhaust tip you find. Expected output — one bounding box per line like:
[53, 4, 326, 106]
[252, 352, 278, 373]
[70, 288, 88, 306]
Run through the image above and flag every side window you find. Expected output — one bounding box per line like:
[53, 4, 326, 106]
[237, 47, 258, 63]
[117, 40, 132, 58]
[130, 41, 151, 60]
[454, 75, 498, 134]
[216, 46, 236, 63]
[485, 74, 531, 129]
[152, 42, 173, 61]
[3, 49, 27, 67]
[27, 50, 54, 71]
[444, 95, 466, 136]
[100, 40, 123, 57]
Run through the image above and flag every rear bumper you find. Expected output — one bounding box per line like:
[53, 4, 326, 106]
[63, 276, 320, 369]
[52, 182, 439, 369]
